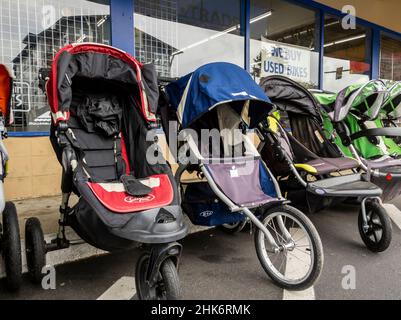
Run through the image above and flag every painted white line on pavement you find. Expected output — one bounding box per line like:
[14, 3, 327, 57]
[97, 276, 136, 300]
[283, 228, 315, 300]
[383, 204, 401, 231]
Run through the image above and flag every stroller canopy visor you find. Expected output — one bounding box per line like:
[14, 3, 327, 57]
[259, 75, 321, 119]
[165, 62, 273, 128]
[0, 64, 12, 123]
[314, 80, 387, 122]
[47, 43, 159, 124]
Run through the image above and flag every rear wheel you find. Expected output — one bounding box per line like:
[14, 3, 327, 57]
[1, 202, 22, 291]
[218, 221, 246, 234]
[358, 200, 392, 252]
[135, 253, 181, 300]
[25, 217, 46, 284]
[254, 205, 323, 291]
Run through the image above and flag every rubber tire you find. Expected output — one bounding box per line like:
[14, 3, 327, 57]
[254, 205, 324, 291]
[2, 202, 22, 291]
[358, 201, 392, 253]
[135, 253, 181, 300]
[25, 217, 46, 284]
[217, 222, 245, 234]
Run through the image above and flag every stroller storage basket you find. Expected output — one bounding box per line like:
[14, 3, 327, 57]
[182, 182, 245, 226]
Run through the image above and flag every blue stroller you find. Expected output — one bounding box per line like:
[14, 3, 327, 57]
[159, 62, 324, 290]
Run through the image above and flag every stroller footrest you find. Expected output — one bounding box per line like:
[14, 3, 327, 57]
[307, 174, 382, 197]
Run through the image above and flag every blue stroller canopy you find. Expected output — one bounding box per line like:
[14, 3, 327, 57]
[165, 62, 273, 128]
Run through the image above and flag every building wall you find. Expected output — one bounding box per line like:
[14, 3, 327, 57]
[316, 0, 401, 34]
[5, 0, 401, 200]
[4, 137, 61, 200]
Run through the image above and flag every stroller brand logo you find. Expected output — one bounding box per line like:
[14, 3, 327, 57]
[124, 195, 155, 203]
[200, 210, 213, 218]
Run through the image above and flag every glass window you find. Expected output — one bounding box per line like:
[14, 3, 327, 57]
[134, 0, 243, 77]
[1, 0, 111, 133]
[323, 14, 371, 91]
[250, 0, 319, 87]
[380, 34, 401, 81]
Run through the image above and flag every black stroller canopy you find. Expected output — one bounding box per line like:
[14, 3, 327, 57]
[48, 44, 159, 123]
[259, 75, 341, 159]
[260, 75, 321, 118]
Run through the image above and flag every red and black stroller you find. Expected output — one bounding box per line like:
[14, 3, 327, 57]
[30, 43, 187, 300]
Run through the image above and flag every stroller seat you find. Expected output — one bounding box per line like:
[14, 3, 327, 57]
[365, 156, 401, 170]
[296, 157, 359, 175]
[268, 116, 360, 175]
[87, 175, 174, 213]
[67, 94, 174, 214]
[206, 160, 277, 208]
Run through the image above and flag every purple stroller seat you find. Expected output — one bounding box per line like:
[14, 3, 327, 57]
[205, 159, 277, 208]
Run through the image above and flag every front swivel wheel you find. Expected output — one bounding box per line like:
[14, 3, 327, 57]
[254, 205, 324, 291]
[135, 253, 181, 300]
[358, 200, 392, 252]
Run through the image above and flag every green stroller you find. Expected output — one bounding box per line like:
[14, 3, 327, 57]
[313, 80, 401, 202]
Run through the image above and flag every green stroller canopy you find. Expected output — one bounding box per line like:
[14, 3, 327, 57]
[381, 81, 401, 119]
[314, 80, 388, 122]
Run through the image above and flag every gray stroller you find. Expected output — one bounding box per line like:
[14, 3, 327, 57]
[160, 62, 324, 290]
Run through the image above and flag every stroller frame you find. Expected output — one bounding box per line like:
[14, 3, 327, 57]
[259, 75, 392, 252]
[175, 132, 289, 252]
[160, 62, 324, 291]
[27, 44, 187, 300]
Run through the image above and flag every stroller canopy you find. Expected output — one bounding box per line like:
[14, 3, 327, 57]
[260, 75, 343, 159]
[0, 64, 13, 124]
[47, 43, 159, 124]
[259, 75, 322, 118]
[382, 81, 401, 119]
[165, 62, 273, 128]
[314, 80, 388, 122]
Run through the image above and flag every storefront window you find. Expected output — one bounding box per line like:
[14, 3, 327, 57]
[250, 0, 319, 87]
[134, 0, 243, 77]
[380, 34, 401, 81]
[1, 0, 110, 132]
[323, 14, 371, 91]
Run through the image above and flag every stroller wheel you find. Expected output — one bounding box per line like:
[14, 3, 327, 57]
[358, 201, 392, 252]
[218, 221, 246, 234]
[254, 205, 324, 291]
[1, 202, 22, 291]
[25, 217, 46, 284]
[135, 253, 181, 300]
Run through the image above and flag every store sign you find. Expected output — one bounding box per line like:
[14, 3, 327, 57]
[260, 40, 311, 83]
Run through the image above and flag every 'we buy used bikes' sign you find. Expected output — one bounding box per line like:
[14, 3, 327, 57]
[260, 40, 315, 84]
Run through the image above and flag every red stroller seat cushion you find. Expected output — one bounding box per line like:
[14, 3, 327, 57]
[87, 174, 174, 213]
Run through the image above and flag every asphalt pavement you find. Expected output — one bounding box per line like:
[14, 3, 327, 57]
[1, 203, 401, 300]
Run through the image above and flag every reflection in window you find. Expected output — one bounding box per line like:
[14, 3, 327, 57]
[323, 14, 371, 91]
[0, 0, 110, 132]
[380, 34, 401, 81]
[134, 0, 243, 77]
[250, 0, 319, 88]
